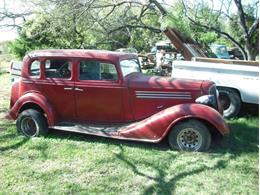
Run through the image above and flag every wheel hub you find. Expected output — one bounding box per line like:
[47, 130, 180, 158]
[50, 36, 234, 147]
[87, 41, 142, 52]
[21, 117, 37, 137]
[177, 128, 202, 150]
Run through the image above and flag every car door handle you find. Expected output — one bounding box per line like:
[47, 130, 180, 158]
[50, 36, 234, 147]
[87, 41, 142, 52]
[64, 87, 74, 90]
[75, 87, 84, 92]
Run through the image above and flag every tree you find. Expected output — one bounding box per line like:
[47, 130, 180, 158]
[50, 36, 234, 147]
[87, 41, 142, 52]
[3, 0, 259, 60]
[180, 0, 259, 60]
[8, 0, 165, 58]
[0, 0, 35, 29]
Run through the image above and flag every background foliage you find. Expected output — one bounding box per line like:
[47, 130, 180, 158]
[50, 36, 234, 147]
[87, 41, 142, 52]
[1, 0, 258, 60]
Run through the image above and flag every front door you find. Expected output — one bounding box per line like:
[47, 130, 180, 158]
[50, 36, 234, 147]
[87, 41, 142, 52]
[75, 60, 125, 123]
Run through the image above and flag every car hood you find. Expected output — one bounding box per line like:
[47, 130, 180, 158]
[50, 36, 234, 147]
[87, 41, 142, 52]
[125, 73, 204, 90]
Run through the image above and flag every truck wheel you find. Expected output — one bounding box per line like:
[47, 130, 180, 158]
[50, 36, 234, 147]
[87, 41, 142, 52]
[16, 109, 48, 137]
[168, 120, 211, 152]
[218, 88, 241, 118]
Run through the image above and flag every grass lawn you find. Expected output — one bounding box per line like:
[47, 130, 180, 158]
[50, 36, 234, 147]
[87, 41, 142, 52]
[0, 68, 258, 194]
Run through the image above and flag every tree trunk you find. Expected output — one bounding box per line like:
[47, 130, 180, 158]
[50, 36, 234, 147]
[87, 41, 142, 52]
[234, 43, 247, 60]
[245, 46, 257, 61]
[244, 38, 259, 61]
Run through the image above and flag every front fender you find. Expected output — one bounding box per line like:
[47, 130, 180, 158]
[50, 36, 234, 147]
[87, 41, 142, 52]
[8, 92, 57, 126]
[119, 103, 229, 142]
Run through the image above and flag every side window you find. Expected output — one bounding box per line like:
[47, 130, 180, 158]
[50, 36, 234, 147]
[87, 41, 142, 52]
[45, 59, 71, 79]
[29, 60, 40, 78]
[79, 61, 118, 81]
[101, 63, 118, 80]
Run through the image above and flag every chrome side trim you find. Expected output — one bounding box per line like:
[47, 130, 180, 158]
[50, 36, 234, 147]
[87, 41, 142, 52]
[137, 93, 191, 95]
[135, 91, 192, 99]
[22, 80, 33, 84]
[136, 91, 191, 94]
[136, 96, 192, 99]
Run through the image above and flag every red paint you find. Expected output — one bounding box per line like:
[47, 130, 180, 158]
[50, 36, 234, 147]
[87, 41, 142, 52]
[7, 49, 229, 142]
[118, 104, 229, 142]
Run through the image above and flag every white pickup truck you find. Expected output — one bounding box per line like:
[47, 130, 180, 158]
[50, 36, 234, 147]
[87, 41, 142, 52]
[171, 59, 259, 118]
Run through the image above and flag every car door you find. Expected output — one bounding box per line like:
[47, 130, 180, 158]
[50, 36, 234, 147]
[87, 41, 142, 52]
[75, 59, 125, 123]
[40, 58, 76, 123]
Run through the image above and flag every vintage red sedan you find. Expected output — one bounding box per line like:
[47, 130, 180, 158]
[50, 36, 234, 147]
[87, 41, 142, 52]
[7, 49, 229, 151]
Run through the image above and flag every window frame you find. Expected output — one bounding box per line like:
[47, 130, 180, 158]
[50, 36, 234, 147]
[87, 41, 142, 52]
[77, 59, 120, 83]
[28, 59, 41, 79]
[119, 58, 142, 77]
[43, 58, 73, 80]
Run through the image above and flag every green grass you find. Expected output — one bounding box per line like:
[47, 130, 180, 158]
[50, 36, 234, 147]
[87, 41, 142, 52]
[0, 71, 258, 194]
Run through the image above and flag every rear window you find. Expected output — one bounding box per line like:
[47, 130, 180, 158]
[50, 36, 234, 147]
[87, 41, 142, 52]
[45, 59, 71, 79]
[29, 60, 40, 78]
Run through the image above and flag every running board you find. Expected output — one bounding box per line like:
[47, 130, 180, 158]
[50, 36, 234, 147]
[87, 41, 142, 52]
[49, 121, 160, 143]
[50, 122, 131, 137]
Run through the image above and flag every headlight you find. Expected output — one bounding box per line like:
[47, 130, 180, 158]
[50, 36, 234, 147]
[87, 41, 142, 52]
[196, 84, 219, 110]
[195, 95, 215, 105]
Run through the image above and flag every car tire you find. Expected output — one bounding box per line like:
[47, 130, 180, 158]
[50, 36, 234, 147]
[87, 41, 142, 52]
[218, 88, 241, 118]
[168, 119, 211, 152]
[16, 109, 48, 137]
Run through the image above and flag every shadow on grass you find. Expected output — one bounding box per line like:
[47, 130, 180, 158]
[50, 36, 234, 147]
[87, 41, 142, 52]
[45, 117, 258, 156]
[47, 129, 170, 152]
[211, 119, 259, 155]
[0, 122, 15, 133]
[0, 119, 257, 194]
[239, 103, 259, 118]
[0, 121, 29, 152]
[1, 118, 257, 156]
[0, 132, 29, 152]
[113, 144, 229, 195]
[28, 141, 49, 159]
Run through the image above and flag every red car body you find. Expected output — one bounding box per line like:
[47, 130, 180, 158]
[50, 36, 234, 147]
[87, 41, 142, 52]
[7, 49, 229, 151]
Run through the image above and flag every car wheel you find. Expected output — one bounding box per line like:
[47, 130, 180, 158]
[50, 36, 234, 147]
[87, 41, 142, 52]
[218, 88, 241, 118]
[168, 120, 211, 152]
[16, 109, 48, 137]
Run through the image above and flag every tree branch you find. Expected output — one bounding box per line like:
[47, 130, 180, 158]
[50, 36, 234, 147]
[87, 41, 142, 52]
[181, 0, 247, 59]
[149, 0, 168, 16]
[248, 19, 259, 39]
[108, 24, 161, 34]
[233, 0, 249, 38]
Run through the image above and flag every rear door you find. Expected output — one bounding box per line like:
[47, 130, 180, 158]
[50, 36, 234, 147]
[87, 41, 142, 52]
[40, 58, 76, 122]
[75, 59, 125, 123]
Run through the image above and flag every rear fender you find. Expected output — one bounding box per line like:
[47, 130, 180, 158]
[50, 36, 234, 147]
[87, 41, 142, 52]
[119, 103, 229, 142]
[8, 92, 57, 126]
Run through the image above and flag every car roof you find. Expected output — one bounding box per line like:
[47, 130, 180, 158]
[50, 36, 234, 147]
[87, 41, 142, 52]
[27, 49, 137, 62]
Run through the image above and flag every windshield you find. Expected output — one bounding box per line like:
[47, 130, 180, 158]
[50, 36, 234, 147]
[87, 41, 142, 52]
[120, 59, 141, 77]
[210, 45, 230, 59]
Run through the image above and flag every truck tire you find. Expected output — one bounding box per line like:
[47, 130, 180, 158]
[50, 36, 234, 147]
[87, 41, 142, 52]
[168, 119, 211, 152]
[16, 109, 48, 137]
[218, 88, 241, 118]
